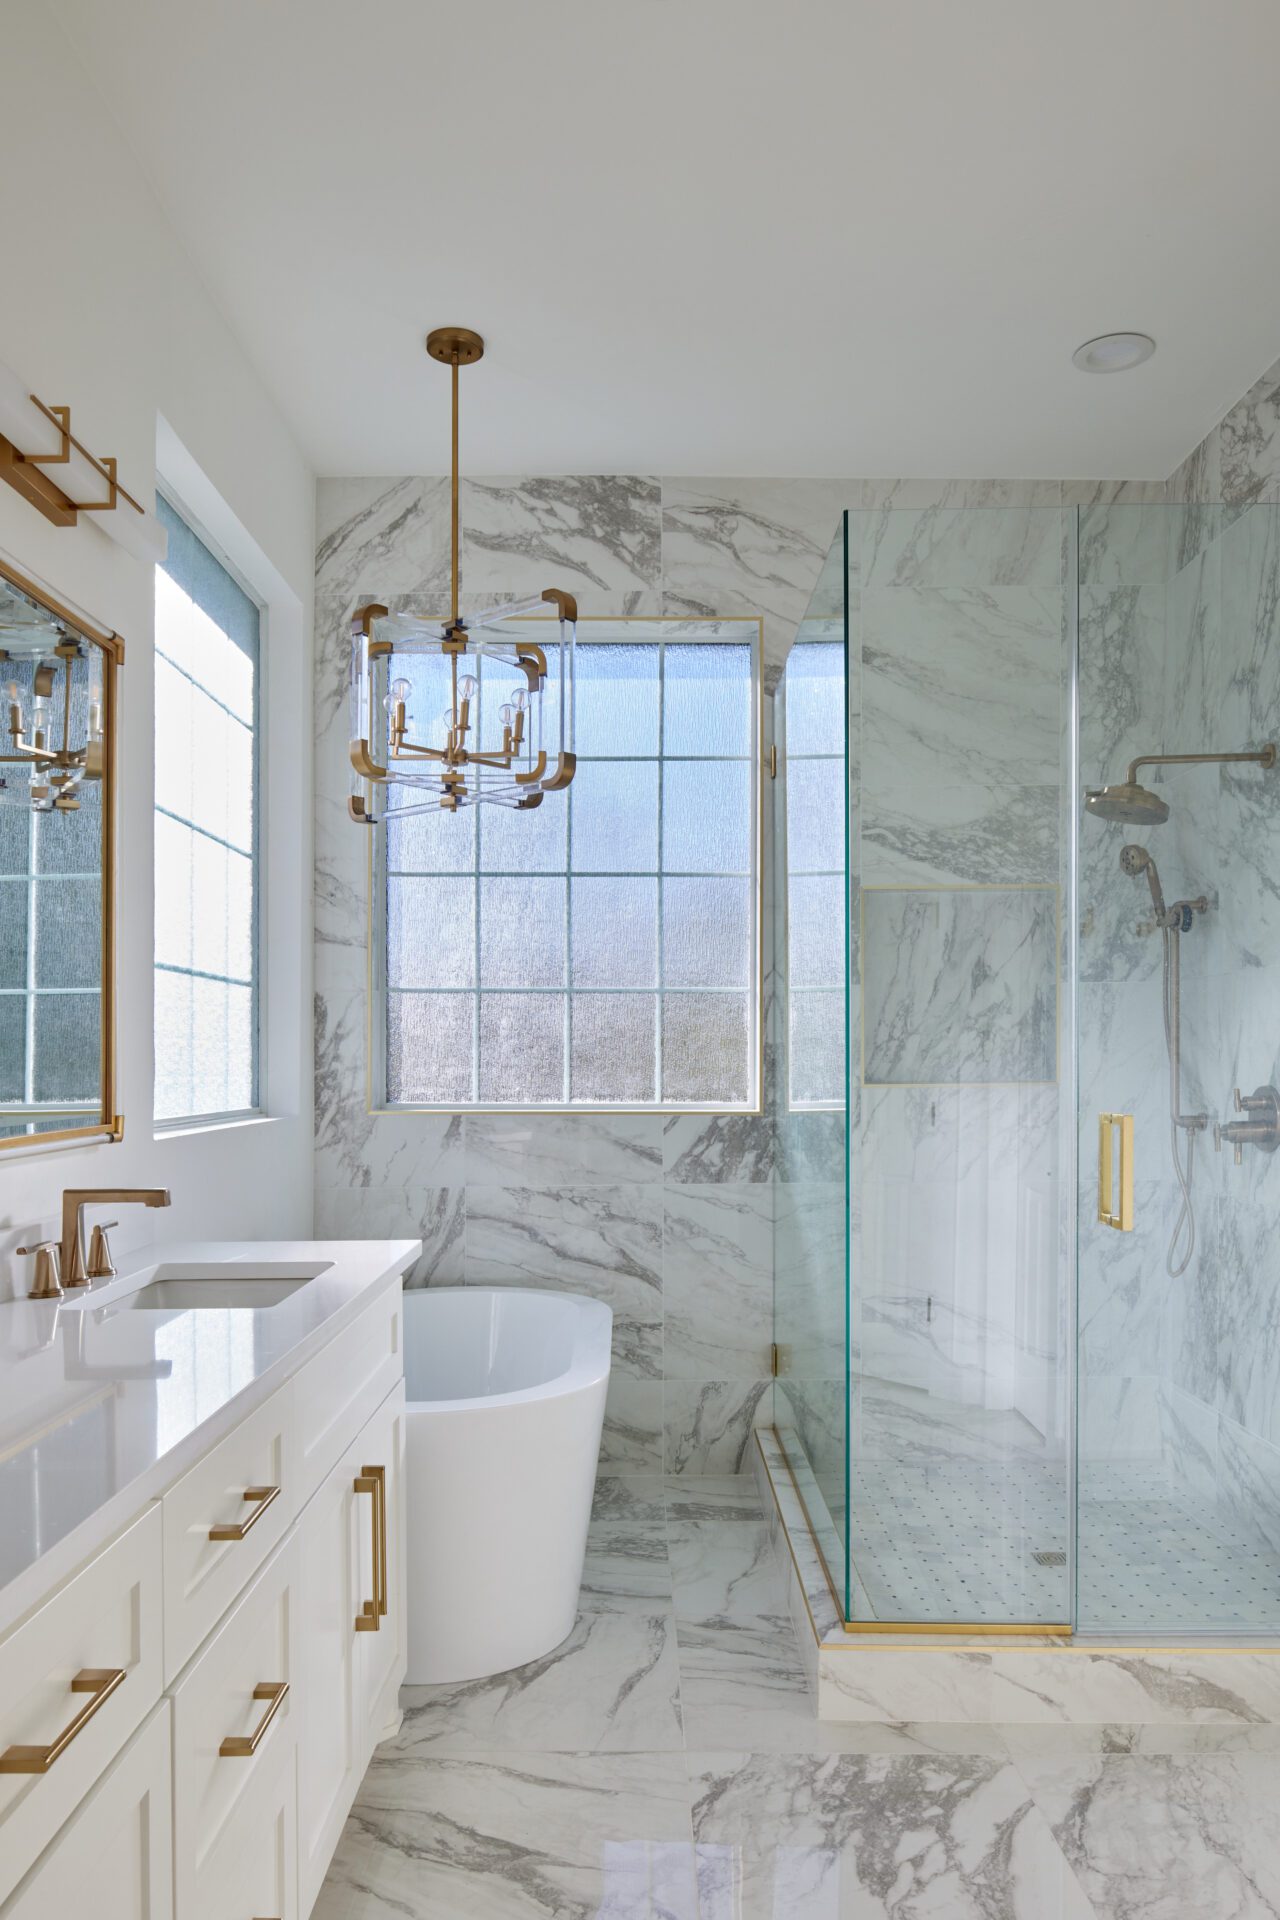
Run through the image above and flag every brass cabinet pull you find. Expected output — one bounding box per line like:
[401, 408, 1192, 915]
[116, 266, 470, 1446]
[1098, 1111, 1135, 1231]
[0, 1667, 127, 1773]
[354, 1464, 386, 1631]
[209, 1484, 281, 1542]
[219, 1680, 289, 1757]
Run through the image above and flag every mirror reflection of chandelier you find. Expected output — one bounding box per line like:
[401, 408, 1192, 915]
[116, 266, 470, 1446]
[348, 327, 577, 825]
[1, 591, 103, 813]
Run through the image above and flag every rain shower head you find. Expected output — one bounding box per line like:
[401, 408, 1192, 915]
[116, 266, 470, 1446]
[1085, 743, 1276, 827]
[1085, 781, 1171, 825]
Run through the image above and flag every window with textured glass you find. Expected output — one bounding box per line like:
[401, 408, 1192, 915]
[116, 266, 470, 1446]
[153, 494, 259, 1123]
[379, 622, 760, 1110]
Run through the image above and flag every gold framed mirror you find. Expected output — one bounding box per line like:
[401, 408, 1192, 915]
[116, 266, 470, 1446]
[0, 562, 121, 1150]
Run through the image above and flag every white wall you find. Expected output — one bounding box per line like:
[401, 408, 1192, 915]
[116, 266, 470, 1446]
[0, 0, 315, 1298]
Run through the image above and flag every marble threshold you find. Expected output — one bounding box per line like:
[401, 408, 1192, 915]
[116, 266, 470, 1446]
[753, 1431, 1280, 1726]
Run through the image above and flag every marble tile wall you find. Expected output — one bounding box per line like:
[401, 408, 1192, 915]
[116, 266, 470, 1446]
[314, 474, 865, 1474]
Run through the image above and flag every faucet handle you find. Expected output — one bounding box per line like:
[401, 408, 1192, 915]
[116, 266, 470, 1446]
[86, 1222, 118, 1281]
[16, 1240, 64, 1301]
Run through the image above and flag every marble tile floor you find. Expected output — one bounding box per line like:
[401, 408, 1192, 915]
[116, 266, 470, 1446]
[315, 1474, 1280, 1918]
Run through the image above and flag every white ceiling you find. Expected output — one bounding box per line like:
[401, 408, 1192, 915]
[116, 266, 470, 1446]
[53, 0, 1280, 479]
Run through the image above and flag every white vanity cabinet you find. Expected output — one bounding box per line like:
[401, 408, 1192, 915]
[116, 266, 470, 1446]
[0, 1257, 411, 1920]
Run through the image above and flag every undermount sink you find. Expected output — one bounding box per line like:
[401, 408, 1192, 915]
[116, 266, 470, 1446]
[63, 1260, 333, 1312]
[124, 1276, 312, 1310]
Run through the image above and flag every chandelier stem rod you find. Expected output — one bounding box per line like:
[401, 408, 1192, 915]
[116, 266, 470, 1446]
[450, 351, 460, 625]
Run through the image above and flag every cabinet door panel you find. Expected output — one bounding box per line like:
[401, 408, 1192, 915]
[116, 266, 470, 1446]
[297, 1427, 363, 1915]
[357, 1383, 407, 1740]
[0, 1705, 171, 1920]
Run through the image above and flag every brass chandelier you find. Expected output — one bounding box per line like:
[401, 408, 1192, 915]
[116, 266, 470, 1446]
[348, 327, 577, 823]
[2, 597, 103, 812]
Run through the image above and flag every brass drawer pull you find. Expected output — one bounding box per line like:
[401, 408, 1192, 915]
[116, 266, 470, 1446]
[219, 1680, 289, 1757]
[1098, 1111, 1135, 1232]
[0, 1667, 127, 1774]
[354, 1464, 386, 1631]
[209, 1484, 281, 1542]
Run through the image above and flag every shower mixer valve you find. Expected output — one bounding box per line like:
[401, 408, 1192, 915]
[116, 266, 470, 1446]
[1214, 1085, 1280, 1165]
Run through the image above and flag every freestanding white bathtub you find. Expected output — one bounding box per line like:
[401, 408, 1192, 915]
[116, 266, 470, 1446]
[402, 1286, 612, 1683]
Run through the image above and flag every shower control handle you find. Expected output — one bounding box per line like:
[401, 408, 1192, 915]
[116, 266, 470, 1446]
[1216, 1085, 1280, 1163]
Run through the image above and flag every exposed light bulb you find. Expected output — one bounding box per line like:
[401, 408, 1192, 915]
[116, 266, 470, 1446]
[511, 687, 529, 711]
[458, 673, 478, 701]
[390, 677, 411, 702]
[498, 703, 514, 727]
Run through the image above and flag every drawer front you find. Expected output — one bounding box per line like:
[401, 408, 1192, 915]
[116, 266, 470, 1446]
[0, 1506, 163, 1903]
[0, 1704, 172, 1920]
[163, 1383, 296, 1681]
[193, 1727, 296, 1920]
[295, 1283, 402, 1505]
[172, 1530, 298, 1920]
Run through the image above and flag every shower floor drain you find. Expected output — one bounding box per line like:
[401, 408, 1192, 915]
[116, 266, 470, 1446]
[1032, 1550, 1067, 1566]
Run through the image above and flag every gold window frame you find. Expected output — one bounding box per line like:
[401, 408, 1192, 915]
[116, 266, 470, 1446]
[0, 561, 123, 1153]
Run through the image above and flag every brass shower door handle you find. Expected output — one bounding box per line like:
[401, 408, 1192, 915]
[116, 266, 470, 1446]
[1098, 1112, 1134, 1231]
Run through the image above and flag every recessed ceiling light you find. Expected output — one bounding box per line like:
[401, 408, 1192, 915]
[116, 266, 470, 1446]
[1072, 332, 1156, 374]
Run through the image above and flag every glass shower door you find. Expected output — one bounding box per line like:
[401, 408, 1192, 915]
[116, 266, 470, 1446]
[1075, 499, 1280, 1635]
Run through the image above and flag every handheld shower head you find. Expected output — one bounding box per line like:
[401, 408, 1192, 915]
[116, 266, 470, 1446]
[1120, 842, 1166, 919]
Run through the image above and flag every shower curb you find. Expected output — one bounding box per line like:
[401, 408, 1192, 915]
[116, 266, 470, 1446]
[754, 1429, 1280, 1726]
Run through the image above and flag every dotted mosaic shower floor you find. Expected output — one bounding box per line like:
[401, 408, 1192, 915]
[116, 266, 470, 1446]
[848, 1459, 1280, 1630]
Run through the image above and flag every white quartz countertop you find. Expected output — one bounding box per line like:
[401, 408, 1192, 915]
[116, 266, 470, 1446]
[0, 1238, 419, 1637]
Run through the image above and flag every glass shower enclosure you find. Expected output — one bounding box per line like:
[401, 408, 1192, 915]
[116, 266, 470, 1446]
[774, 499, 1280, 1638]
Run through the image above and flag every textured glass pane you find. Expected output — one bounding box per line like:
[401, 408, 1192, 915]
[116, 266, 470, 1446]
[189, 691, 253, 853]
[387, 992, 474, 1104]
[154, 969, 191, 1121]
[479, 788, 567, 874]
[0, 802, 29, 876]
[663, 876, 750, 989]
[788, 873, 844, 988]
[785, 641, 844, 756]
[479, 994, 565, 1103]
[571, 877, 657, 988]
[388, 798, 475, 874]
[571, 761, 659, 872]
[35, 780, 100, 875]
[388, 877, 475, 988]
[155, 572, 255, 721]
[663, 643, 751, 756]
[0, 997, 24, 1100]
[33, 992, 99, 1102]
[662, 992, 749, 1104]
[35, 878, 100, 988]
[570, 994, 656, 1101]
[187, 975, 253, 1114]
[189, 835, 253, 982]
[155, 813, 193, 972]
[786, 756, 844, 874]
[0, 879, 27, 987]
[574, 644, 659, 756]
[480, 877, 566, 988]
[790, 991, 843, 1105]
[663, 760, 750, 873]
[155, 657, 195, 822]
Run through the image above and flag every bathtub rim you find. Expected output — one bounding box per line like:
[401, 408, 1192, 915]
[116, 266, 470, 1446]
[401, 1284, 613, 1413]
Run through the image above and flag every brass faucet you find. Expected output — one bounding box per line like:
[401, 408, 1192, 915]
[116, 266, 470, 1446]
[60, 1188, 171, 1289]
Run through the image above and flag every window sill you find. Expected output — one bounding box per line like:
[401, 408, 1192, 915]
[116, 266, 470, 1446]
[153, 1110, 272, 1142]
